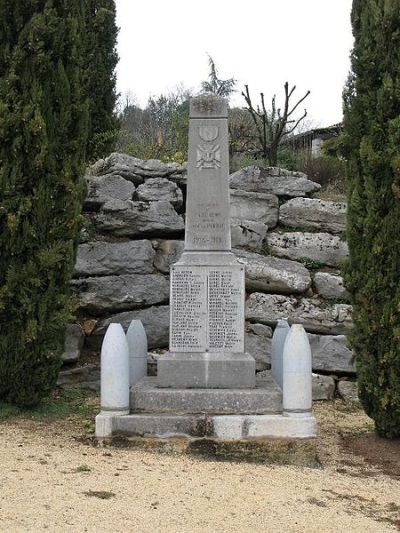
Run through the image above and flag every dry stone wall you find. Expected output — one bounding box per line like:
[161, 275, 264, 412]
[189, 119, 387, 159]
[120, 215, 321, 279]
[59, 155, 354, 399]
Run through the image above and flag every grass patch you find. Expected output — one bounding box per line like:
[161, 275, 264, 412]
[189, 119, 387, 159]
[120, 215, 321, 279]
[0, 388, 98, 422]
[75, 464, 92, 473]
[84, 490, 115, 500]
[298, 256, 324, 270]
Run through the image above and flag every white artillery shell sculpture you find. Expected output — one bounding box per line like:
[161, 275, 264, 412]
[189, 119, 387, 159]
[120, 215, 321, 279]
[126, 319, 148, 387]
[100, 323, 130, 415]
[271, 318, 290, 389]
[282, 324, 312, 415]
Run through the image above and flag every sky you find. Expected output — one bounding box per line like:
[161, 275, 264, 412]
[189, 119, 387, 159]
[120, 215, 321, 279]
[115, 0, 354, 128]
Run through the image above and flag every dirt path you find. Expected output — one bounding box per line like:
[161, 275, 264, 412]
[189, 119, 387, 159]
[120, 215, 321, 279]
[0, 401, 399, 532]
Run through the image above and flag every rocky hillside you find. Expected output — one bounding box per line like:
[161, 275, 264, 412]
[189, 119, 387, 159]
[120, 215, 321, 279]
[59, 154, 354, 400]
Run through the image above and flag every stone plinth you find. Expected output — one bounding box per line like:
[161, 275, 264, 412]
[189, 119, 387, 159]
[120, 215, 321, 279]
[131, 376, 281, 414]
[96, 373, 317, 443]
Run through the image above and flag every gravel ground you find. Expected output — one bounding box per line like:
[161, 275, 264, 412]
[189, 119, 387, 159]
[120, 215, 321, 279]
[0, 401, 399, 532]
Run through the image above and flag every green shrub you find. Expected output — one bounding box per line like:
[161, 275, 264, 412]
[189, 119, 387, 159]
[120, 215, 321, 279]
[84, 0, 119, 161]
[0, 2, 88, 406]
[343, 0, 400, 438]
[296, 152, 346, 194]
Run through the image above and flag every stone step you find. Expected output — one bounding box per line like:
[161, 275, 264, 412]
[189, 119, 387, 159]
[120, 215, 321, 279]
[130, 376, 282, 415]
[99, 411, 317, 440]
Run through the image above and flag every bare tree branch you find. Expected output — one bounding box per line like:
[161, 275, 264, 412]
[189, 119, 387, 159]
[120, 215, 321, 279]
[241, 82, 311, 165]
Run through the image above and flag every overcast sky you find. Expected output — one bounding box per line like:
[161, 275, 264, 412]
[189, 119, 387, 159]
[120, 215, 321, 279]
[115, 0, 354, 127]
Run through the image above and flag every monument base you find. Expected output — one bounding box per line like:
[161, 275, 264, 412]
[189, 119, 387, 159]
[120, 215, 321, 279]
[95, 411, 317, 440]
[157, 352, 255, 389]
[95, 374, 317, 447]
[132, 375, 280, 413]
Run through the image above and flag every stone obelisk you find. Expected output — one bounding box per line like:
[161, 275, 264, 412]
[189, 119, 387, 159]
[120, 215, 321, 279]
[157, 94, 255, 389]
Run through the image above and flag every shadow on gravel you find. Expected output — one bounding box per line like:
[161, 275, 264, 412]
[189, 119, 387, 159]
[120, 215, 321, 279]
[340, 433, 400, 479]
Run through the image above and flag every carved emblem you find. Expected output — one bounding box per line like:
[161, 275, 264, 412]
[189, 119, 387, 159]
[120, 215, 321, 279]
[196, 126, 221, 170]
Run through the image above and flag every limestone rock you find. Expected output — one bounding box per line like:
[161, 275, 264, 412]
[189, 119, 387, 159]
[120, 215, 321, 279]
[257, 370, 335, 400]
[90, 153, 185, 184]
[85, 174, 135, 208]
[231, 220, 268, 251]
[94, 199, 184, 237]
[62, 324, 85, 363]
[87, 305, 170, 351]
[247, 322, 273, 337]
[246, 293, 353, 335]
[230, 189, 279, 228]
[257, 326, 354, 374]
[280, 197, 346, 234]
[338, 380, 359, 402]
[314, 272, 348, 300]
[308, 333, 354, 373]
[153, 240, 185, 273]
[57, 364, 100, 391]
[229, 166, 321, 197]
[266, 231, 349, 267]
[136, 178, 183, 209]
[245, 324, 272, 371]
[71, 274, 170, 315]
[75, 240, 155, 277]
[235, 249, 311, 294]
[312, 374, 335, 400]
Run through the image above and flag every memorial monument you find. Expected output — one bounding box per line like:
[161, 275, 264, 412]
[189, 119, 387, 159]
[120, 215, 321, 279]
[158, 95, 255, 389]
[95, 95, 318, 451]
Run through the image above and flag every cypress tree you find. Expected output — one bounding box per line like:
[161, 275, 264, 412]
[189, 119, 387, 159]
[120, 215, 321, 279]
[343, 0, 400, 437]
[0, 1, 88, 406]
[84, 0, 119, 161]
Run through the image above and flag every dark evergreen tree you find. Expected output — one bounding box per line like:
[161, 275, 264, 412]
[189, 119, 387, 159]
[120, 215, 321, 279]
[343, 0, 400, 437]
[0, 1, 88, 406]
[84, 0, 119, 161]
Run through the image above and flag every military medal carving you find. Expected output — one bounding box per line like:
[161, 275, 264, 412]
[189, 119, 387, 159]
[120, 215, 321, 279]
[196, 126, 221, 169]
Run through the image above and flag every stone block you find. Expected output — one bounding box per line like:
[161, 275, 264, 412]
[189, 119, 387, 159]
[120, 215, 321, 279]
[251, 328, 354, 375]
[257, 370, 335, 401]
[57, 364, 100, 391]
[231, 219, 268, 251]
[313, 272, 348, 300]
[247, 323, 273, 337]
[131, 376, 281, 414]
[114, 413, 207, 438]
[312, 374, 335, 400]
[309, 333, 354, 373]
[235, 249, 311, 294]
[90, 152, 185, 184]
[266, 231, 349, 267]
[110, 412, 317, 440]
[87, 305, 170, 351]
[74, 240, 155, 277]
[230, 189, 279, 228]
[279, 197, 346, 234]
[62, 324, 85, 363]
[85, 174, 135, 209]
[153, 239, 184, 273]
[236, 414, 317, 439]
[246, 293, 352, 335]
[136, 178, 183, 208]
[71, 274, 169, 315]
[229, 165, 321, 197]
[338, 380, 358, 402]
[157, 352, 255, 389]
[94, 199, 184, 237]
[245, 330, 272, 371]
